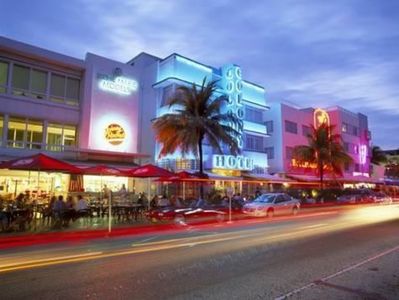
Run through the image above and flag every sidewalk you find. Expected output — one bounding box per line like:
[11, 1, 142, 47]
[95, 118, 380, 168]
[288, 245, 399, 299]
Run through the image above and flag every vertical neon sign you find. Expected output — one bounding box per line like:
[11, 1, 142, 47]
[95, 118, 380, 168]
[359, 145, 367, 165]
[222, 65, 244, 148]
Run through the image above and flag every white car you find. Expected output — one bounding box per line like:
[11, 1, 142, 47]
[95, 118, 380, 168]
[372, 192, 393, 205]
[242, 193, 300, 217]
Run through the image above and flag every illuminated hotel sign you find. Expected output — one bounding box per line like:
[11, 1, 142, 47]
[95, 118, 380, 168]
[213, 155, 254, 171]
[314, 108, 330, 128]
[104, 123, 126, 145]
[291, 158, 317, 169]
[222, 65, 244, 148]
[98, 68, 138, 95]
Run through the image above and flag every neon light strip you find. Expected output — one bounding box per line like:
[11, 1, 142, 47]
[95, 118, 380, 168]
[175, 56, 213, 73]
[243, 121, 267, 134]
[242, 81, 265, 93]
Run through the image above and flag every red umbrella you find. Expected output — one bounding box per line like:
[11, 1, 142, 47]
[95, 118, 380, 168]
[0, 153, 81, 197]
[157, 171, 200, 182]
[128, 164, 174, 205]
[81, 165, 129, 177]
[0, 153, 80, 173]
[128, 164, 174, 178]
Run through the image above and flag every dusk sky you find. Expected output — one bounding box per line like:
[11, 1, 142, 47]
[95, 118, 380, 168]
[1, 0, 398, 149]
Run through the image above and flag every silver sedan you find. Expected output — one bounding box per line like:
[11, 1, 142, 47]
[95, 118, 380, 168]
[242, 193, 300, 217]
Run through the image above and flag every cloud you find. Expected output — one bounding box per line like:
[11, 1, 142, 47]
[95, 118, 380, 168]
[0, 0, 398, 148]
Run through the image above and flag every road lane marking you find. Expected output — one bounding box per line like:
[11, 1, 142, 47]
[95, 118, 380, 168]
[135, 236, 158, 244]
[0, 252, 103, 269]
[301, 223, 328, 229]
[274, 244, 399, 300]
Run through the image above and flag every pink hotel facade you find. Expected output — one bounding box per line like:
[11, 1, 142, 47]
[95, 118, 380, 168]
[264, 102, 371, 181]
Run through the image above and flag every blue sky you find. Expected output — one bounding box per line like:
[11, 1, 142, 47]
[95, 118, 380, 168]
[1, 0, 398, 149]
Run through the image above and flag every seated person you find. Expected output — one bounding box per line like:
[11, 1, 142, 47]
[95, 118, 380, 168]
[75, 195, 90, 218]
[157, 195, 170, 207]
[75, 195, 89, 211]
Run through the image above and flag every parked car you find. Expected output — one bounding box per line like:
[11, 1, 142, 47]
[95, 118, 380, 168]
[146, 200, 239, 224]
[372, 192, 393, 204]
[336, 194, 361, 204]
[242, 193, 300, 217]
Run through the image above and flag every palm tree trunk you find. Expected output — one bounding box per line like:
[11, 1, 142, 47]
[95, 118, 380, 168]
[319, 162, 324, 191]
[198, 135, 204, 199]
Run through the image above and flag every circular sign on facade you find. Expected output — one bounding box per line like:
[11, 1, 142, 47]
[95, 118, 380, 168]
[104, 123, 126, 145]
[314, 108, 330, 128]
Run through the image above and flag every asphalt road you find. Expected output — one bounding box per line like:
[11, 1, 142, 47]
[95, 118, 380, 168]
[1, 204, 399, 300]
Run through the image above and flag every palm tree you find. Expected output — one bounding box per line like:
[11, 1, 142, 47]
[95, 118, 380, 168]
[292, 123, 353, 189]
[152, 78, 243, 196]
[370, 145, 387, 165]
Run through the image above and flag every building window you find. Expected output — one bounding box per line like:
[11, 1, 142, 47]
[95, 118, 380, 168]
[286, 146, 294, 160]
[63, 125, 77, 147]
[50, 74, 66, 103]
[285, 120, 297, 134]
[245, 134, 264, 152]
[352, 126, 358, 136]
[161, 85, 174, 106]
[344, 162, 350, 172]
[252, 166, 266, 175]
[342, 122, 359, 136]
[26, 120, 43, 149]
[3, 59, 80, 106]
[342, 123, 348, 133]
[265, 120, 273, 134]
[65, 78, 80, 105]
[265, 147, 274, 160]
[354, 145, 359, 154]
[47, 123, 76, 151]
[7, 117, 26, 148]
[0, 116, 3, 146]
[354, 164, 360, 172]
[47, 123, 63, 151]
[12, 64, 30, 96]
[302, 125, 311, 137]
[245, 106, 263, 124]
[50, 73, 80, 105]
[31, 69, 47, 99]
[0, 61, 8, 94]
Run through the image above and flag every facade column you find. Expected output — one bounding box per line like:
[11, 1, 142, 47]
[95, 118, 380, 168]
[42, 120, 48, 151]
[2, 114, 9, 147]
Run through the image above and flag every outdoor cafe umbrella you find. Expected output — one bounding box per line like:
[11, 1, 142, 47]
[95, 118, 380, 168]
[80, 165, 129, 233]
[128, 164, 174, 206]
[0, 153, 81, 196]
[157, 171, 202, 200]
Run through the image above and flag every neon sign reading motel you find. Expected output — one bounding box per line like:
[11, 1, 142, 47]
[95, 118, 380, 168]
[212, 155, 254, 171]
[98, 70, 138, 95]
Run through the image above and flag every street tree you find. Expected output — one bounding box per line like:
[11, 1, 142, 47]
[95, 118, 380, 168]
[293, 123, 353, 189]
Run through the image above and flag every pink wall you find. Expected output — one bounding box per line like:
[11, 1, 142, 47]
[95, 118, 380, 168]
[79, 54, 140, 154]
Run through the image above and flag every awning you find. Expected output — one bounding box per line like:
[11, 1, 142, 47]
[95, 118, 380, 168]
[0, 153, 81, 174]
[128, 164, 175, 178]
[79, 165, 130, 177]
[287, 174, 382, 184]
